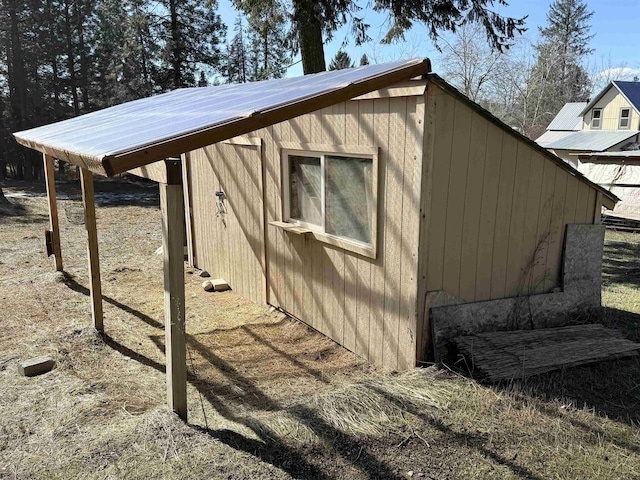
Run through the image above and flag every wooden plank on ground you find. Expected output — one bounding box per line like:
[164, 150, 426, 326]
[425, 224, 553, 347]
[456, 324, 640, 382]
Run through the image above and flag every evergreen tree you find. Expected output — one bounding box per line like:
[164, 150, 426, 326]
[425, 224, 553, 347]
[154, 0, 226, 89]
[233, 0, 290, 81]
[359, 54, 369, 66]
[236, 0, 526, 74]
[537, 0, 593, 104]
[328, 50, 354, 70]
[226, 16, 248, 83]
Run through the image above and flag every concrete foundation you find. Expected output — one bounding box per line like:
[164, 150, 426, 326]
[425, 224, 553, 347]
[430, 224, 605, 361]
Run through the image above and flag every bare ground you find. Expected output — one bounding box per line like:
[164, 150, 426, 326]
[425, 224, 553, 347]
[0, 178, 639, 480]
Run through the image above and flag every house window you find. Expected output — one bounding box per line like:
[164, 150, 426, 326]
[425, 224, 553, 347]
[620, 108, 631, 129]
[283, 147, 378, 256]
[591, 108, 602, 129]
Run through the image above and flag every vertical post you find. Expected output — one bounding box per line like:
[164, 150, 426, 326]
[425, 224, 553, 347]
[43, 153, 63, 271]
[160, 181, 187, 421]
[181, 153, 195, 267]
[80, 167, 104, 332]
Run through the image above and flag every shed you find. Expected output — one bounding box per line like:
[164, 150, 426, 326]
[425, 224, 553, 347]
[13, 59, 618, 419]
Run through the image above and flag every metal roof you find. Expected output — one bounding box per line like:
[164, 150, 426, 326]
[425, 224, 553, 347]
[546, 102, 586, 131]
[614, 81, 640, 112]
[536, 130, 576, 147]
[14, 58, 431, 176]
[540, 130, 639, 151]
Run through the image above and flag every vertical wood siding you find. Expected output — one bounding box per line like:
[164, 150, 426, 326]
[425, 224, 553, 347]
[189, 96, 423, 371]
[583, 86, 639, 130]
[189, 142, 265, 306]
[417, 83, 599, 361]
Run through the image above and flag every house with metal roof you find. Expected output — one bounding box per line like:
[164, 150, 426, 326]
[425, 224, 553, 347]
[538, 80, 640, 219]
[14, 59, 617, 419]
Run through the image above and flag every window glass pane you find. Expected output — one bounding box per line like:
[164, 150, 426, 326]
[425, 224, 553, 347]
[289, 155, 322, 226]
[592, 109, 601, 118]
[622, 109, 630, 118]
[325, 155, 373, 244]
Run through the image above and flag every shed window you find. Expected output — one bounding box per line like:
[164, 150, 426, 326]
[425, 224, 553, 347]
[620, 108, 631, 129]
[591, 108, 602, 129]
[285, 150, 376, 248]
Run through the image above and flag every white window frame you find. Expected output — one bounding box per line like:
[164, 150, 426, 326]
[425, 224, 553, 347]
[619, 108, 631, 129]
[591, 108, 602, 129]
[278, 143, 379, 259]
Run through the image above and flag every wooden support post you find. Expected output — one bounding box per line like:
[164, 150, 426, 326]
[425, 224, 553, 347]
[80, 167, 104, 332]
[160, 181, 187, 421]
[43, 153, 63, 271]
[181, 153, 195, 267]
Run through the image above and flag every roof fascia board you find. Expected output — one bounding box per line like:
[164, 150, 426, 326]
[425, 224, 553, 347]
[101, 59, 431, 176]
[426, 74, 619, 205]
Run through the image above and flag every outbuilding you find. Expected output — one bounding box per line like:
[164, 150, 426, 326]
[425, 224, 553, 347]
[13, 59, 617, 419]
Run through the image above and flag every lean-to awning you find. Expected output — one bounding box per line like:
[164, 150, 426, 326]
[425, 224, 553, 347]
[14, 59, 431, 177]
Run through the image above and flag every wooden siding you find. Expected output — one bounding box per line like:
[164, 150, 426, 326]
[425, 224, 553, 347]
[189, 141, 265, 306]
[417, 83, 598, 361]
[583, 86, 639, 130]
[189, 96, 423, 371]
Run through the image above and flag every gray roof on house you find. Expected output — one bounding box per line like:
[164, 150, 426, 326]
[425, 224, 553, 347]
[547, 102, 587, 131]
[13, 58, 431, 176]
[540, 130, 639, 151]
[536, 130, 575, 147]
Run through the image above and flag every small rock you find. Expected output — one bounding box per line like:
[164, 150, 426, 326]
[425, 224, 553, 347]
[185, 267, 195, 275]
[211, 278, 230, 291]
[202, 280, 214, 292]
[155, 246, 163, 255]
[407, 472, 414, 478]
[19, 356, 56, 377]
[198, 270, 210, 278]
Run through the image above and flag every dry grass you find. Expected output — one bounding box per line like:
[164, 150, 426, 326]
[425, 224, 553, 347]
[1, 181, 639, 479]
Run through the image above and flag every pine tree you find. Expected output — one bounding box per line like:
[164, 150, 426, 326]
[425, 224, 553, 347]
[155, 0, 226, 89]
[226, 16, 248, 83]
[237, 0, 526, 74]
[328, 50, 354, 70]
[233, 0, 290, 81]
[537, 0, 593, 104]
[359, 54, 369, 66]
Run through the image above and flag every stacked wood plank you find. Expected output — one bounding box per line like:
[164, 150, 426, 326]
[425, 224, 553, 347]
[456, 324, 640, 382]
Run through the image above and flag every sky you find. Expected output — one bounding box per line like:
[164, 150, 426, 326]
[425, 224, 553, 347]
[217, 0, 640, 80]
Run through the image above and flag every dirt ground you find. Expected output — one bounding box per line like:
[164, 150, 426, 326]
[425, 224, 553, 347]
[1, 178, 639, 479]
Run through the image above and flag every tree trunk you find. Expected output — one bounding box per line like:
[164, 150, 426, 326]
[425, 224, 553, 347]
[169, 0, 182, 88]
[292, 0, 326, 74]
[46, 0, 61, 118]
[64, 0, 80, 115]
[77, 0, 90, 111]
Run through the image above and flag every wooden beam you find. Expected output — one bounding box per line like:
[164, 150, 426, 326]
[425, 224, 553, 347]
[80, 167, 104, 332]
[43, 153, 63, 271]
[160, 182, 187, 421]
[128, 158, 182, 185]
[181, 153, 195, 267]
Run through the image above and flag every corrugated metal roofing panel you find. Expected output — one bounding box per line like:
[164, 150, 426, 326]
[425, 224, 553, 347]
[14, 58, 430, 176]
[540, 130, 638, 151]
[547, 102, 586, 131]
[577, 150, 640, 160]
[536, 130, 576, 147]
[614, 81, 640, 112]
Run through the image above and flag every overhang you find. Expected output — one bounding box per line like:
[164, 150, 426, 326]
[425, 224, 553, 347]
[13, 59, 431, 177]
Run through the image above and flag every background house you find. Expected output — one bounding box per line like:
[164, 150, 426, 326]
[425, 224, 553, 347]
[537, 81, 640, 219]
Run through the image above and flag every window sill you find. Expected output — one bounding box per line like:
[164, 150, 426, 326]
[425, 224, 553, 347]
[269, 221, 376, 259]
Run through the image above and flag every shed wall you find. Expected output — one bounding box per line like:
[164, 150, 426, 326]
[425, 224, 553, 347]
[189, 96, 423, 371]
[416, 82, 599, 361]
